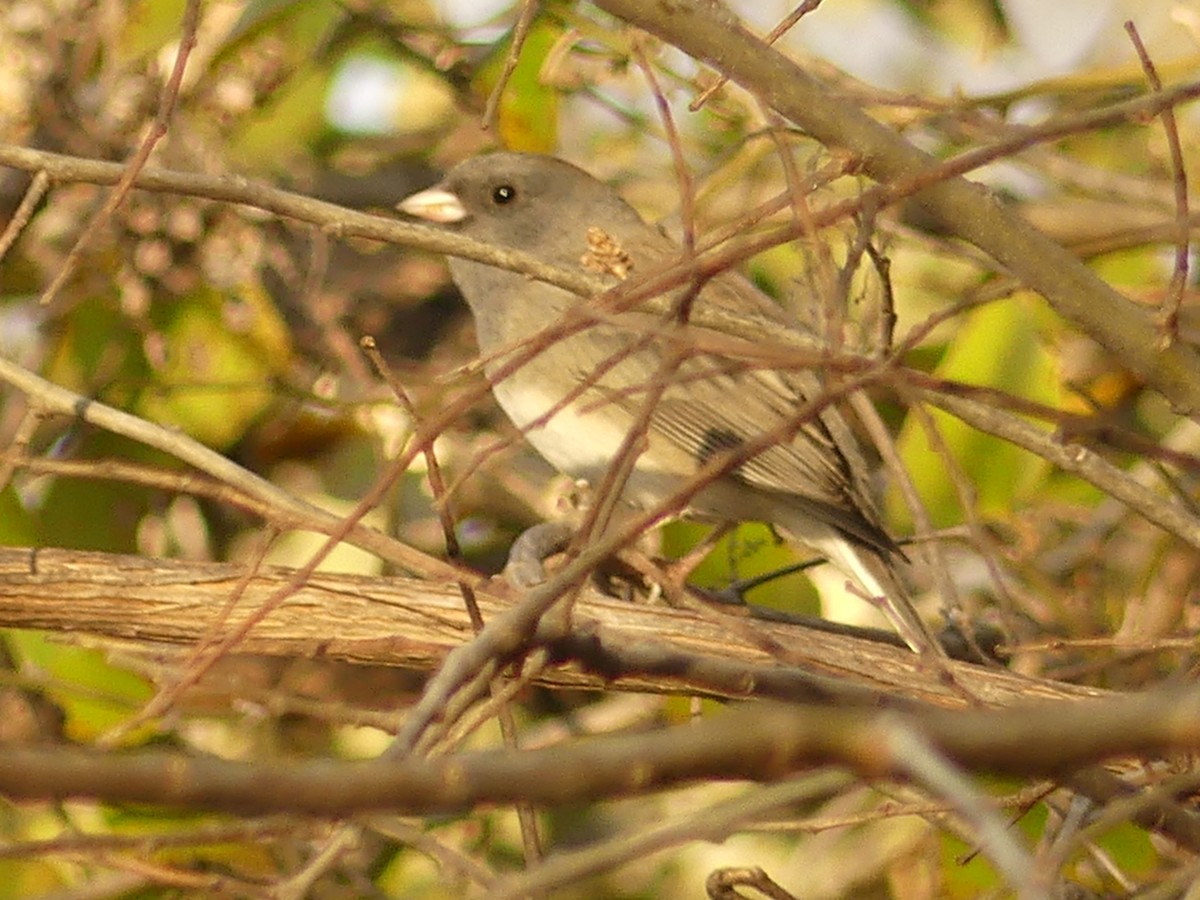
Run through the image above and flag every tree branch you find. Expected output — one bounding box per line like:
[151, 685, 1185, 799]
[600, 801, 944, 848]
[0, 547, 1101, 708]
[2, 687, 1200, 816]
[593, 0, 1200, 413]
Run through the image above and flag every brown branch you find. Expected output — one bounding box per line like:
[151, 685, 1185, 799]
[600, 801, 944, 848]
[39, 0, 201, 309]
[592, 0, 1200, 414]
[482, 0, 540, 131]
[0, 546, 1099, 708]
[688, 0, 824, 112]
[2, 686, 1200, 817]
[920, 390, 1200, 549]
[1125, 19, 1191, 345]
[361, 337, 545, 868]
[0, 169, 48, 263]
[0, 356, 468, 582]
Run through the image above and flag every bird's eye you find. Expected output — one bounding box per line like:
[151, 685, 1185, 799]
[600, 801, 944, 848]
[491, 184, 517, 205]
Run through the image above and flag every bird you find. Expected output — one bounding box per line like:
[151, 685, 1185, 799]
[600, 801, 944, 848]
[397, 151, 938, 655]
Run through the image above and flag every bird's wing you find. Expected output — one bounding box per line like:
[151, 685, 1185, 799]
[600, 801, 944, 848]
[559, 219, 897, 551]
[564, 316, 896, 554]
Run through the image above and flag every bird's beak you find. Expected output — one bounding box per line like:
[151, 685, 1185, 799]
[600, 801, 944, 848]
[396, 186, 467, 224]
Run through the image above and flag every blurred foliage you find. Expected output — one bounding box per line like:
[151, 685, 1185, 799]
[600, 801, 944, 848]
[0, 0, 1197, 896]
[893, 292, 1059, 529]
[476, 20, 564, 152]
[4, 632, 153, 743]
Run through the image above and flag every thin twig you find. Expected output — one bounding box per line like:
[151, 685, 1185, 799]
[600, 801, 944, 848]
[688, 1, 824, 111]
[1124, 20, 1191, 347]
[0, 169, 49, 263]
[482, 0, 541, 132]
[362, 335, 545, 867]
[39, 0, 202, 309]
[0, 356, 468, 580]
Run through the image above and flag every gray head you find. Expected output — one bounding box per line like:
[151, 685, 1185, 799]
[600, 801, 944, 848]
[398, 152, 647, 270]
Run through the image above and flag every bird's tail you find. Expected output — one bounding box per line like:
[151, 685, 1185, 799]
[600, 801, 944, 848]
[812, 534, 945, 658]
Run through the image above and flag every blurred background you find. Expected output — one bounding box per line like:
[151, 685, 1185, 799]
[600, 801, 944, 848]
[0, 0, 1197, 896]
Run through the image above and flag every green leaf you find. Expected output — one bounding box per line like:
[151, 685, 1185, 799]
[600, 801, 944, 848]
[893, 294, 1059, 529]
[0, 486, 34, 548]
[230, 66, 331, 166]
[4, 631, 153, 743]
[138, 284, 291, 450]
[477, 20, 563, 153]
[662, 521, 819, 613]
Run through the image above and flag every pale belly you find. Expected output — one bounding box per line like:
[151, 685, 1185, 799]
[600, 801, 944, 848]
[490, 377, 684, 510]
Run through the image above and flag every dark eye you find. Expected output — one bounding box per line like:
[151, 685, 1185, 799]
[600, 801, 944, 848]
[491, 184, 517, 205]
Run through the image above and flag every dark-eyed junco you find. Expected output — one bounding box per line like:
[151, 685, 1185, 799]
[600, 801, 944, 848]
[398, 152, 938, 655]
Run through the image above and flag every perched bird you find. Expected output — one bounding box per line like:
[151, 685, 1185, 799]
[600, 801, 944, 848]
[398, 152, 937, 654]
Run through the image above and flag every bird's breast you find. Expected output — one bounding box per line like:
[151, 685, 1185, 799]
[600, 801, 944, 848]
[490, 377, 633, 478]
[489, 369, 693, 515]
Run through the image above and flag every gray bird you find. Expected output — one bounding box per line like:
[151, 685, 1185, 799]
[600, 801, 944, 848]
[399, 152, 937, 654]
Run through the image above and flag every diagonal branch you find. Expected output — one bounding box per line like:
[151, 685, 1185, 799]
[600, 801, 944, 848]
[593, 0, 1200, 414]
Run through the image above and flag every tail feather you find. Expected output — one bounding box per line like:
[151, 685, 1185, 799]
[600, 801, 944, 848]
[811, 534, 944, 658]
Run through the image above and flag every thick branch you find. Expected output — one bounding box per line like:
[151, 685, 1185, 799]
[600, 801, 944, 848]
[3, 688, 1200, 816]
[594, 0, 1200, 413]
[0, 547, 1101, 707]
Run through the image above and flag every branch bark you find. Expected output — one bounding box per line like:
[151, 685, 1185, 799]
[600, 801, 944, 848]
[593, 0, 1200, 414]
[2, 687, 1200, 817]
[0, 547, 1100, 708]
